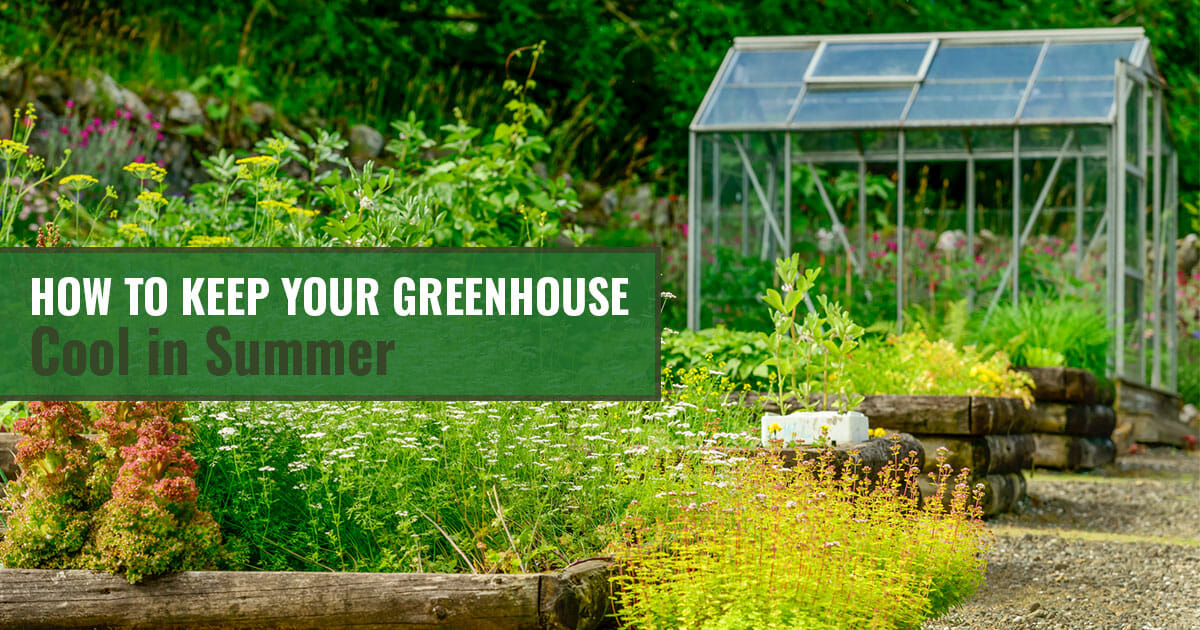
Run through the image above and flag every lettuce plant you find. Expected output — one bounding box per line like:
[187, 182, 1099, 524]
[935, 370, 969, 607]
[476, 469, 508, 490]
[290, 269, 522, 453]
[82, 401, 222, 583]
[0, 401, 93, 567]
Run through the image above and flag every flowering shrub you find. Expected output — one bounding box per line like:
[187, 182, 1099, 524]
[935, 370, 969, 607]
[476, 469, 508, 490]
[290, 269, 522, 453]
[82, 401, 222, 583]
[610, 442, 991, 629]
[0, 401, 93, 568]
[847, 331, 1034, 406]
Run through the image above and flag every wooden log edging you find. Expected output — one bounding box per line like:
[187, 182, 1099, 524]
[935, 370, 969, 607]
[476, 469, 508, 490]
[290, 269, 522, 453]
[1033, 434, 1117, 471]
[918, 472, 1026, 517]
[1016, 366, 1099, 404]
[1029, 403, 1117, 438]
[1113, 378, 1195, 449]
[0, 559, 616, 630]
[917, 434, 1034, 476]
[732, 392, 1032, 437]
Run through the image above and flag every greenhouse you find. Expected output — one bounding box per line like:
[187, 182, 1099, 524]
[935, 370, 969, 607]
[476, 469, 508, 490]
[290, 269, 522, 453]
[685, 27, 1179, 391]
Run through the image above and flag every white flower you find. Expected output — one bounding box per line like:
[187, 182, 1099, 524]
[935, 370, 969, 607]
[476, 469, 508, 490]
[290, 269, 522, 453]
[218, 427, 237, 438]
[258, 465, 276, 472]
[660, 291, 677, 300]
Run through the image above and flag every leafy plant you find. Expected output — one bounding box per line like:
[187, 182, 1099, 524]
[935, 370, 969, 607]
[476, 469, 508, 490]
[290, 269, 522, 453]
[848, 330, 1035, 407]
[661, 327, 772, 389]
[761, 256, 864, 414]
[972, 294, 1112, 380]
[0, 402, 93, 568]
[610, 443, 990, 629]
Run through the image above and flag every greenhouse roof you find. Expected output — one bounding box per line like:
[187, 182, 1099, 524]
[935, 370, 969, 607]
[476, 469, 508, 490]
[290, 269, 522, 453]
[692, 28, 1162, 132]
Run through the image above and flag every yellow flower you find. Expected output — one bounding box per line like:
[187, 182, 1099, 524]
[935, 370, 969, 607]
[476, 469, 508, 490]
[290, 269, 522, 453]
[0, 139, 29, 160]
[118, 223, 146, 240]
[257, 199, 292, 213]
[235, 155, 278, 178]
[187, 235, 232, 247]
[123, 162, 167, 183]
[768, 423, 782, 434]
[287, 207, 319, 219]
[136, 190, 168, 207]
[60, 174, 99, 191]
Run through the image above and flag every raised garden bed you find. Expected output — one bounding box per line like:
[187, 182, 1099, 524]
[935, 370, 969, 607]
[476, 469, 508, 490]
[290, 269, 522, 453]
[0, 559, 615, 630]
[1113, 378, 1195, 449]
[732, 392, 1033, 516]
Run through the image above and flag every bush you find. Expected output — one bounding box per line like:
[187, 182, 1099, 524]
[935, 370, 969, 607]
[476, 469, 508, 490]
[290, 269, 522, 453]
[610, 444, 991, 629]
[970, 295, 1111, 381]
[847, 331, 1034, 406]
[2, 64, 584, 249]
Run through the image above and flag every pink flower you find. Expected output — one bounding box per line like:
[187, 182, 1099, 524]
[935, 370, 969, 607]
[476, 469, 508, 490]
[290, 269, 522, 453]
[134, 154, 145, 163]
[156, 132, 163, 141]
[974, 255, 984, 264]
[152, 121, 162, 130]
[886, 241, 897, 253]
[680, 224, 689, 237]
[631, 212, 641, 220]
[59, 125, 69, 135]
[93, 117, 102, 127]
[65, 99, 75, 109]
[145, 111, 154, 121]
[1070, 243, 1078, 253]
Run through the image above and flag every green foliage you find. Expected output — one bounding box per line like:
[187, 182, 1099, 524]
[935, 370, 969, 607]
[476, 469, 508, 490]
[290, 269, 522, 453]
[760, 257, 865, 413]
[972, 295, 1112, 380]
[0, 402, 93, 568]
[847, 330, 1035, 406]
[189, 372, 761, 573]
[4, 74, 583, 249]
[611, 445, 990, 629]
[4, 1, 1194, 197]
[1, 401, 223, 583]
[661, 327, 772, 389]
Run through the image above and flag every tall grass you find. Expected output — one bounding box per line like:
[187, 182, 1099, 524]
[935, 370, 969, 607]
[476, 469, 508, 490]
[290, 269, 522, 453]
[972, 295, 1112, 379]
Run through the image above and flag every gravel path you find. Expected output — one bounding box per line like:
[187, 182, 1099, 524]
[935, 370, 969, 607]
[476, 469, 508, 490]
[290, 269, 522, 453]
[925, 448, 1200, 630]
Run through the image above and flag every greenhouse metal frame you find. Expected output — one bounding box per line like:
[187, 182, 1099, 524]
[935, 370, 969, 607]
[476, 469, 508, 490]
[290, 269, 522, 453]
[686, 27, 1179, 391]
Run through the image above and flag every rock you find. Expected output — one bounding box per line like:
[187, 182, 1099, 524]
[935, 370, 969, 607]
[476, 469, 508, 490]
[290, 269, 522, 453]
[167, 90, 205, 126]
[247, 101, 274, 127]
[625, 184, 653, 222]
[0, 57, 23, 99]
[348, 124, 384, 159]
[68, 76, 97, 108]
[1182, 404, 1199, 430]
[1179, 233, 1199, 277]
[30, 74, 65, 108]
[600, 189, 618, 216]
[577, 181, 601, 204]
[98, 73, 123, 107]
[120, 88, 150, 121]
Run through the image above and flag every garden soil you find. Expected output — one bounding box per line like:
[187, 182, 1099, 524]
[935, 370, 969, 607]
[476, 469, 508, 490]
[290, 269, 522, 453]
[926, 448, 1200, 629]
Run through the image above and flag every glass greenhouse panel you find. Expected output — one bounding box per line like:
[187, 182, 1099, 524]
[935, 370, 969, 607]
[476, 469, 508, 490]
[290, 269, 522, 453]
[924, 44, 1042, 80]
[810, 42, 931, 78]
[1022, 79, 1114, 119]
[701, 86, 802, 126]
[793, 87, 911, 124]
[1038, 41, 1137, 78]
[719, 49, 815, 85]
[907, 81, 1026, 121]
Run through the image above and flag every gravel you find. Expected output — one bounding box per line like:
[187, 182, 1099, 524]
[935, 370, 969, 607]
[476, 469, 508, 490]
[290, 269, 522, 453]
[925, 447, 1200, 630]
